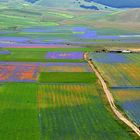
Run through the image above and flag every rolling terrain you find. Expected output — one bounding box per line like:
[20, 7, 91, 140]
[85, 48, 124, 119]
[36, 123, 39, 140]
[0, 0, 140, 139]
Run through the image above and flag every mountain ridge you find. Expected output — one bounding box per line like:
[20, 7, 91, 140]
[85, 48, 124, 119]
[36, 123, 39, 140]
[84, 0, 140, 8]
[0, 0, 115, 10]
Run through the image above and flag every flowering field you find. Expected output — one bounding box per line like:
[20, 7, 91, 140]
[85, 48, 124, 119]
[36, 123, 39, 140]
[0, 62, 92, 82]
[0, 50, 11, 55]
[0, 48, 87, 62]
[0, 63, 39, 82]
[46, 52, 84, 59]
[111, 89, 140, 126]
[89, 53, 140, 87]
[40, 62, 92, 72]
[90, 53, 128, 64]
[89, 52, 140, 127]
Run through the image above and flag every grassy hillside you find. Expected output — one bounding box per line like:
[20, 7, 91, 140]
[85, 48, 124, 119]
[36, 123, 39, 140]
[106, 9, 140, 22]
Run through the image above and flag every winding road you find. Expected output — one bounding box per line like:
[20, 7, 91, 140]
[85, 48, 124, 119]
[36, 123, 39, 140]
[84, 52, 140, 137]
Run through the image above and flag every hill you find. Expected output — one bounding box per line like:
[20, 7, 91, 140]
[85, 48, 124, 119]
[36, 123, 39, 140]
[31, 0, 116, 10]
[107, 9, 140, 22]
[85, 0, 140, 8]
[0, 0, 117, 10]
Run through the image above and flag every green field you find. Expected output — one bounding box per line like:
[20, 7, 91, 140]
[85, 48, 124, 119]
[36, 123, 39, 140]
[0, 82, 137, 140]
[37, 82, 136, 140]
[0, 48, 90, 62]
[0, 83, 40, 140]
[39, 72, 96, 83]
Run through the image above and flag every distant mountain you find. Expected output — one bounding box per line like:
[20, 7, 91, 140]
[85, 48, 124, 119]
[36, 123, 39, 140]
[32, 0, 115, 10]
[1, 0, 140, 9]
[0, 0, 116, 10]
[25, 0, 39, 3]
[84, 0, 140, 8]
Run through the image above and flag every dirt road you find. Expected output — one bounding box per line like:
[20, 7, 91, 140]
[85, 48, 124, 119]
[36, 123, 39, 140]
[84, 52, 140, 137]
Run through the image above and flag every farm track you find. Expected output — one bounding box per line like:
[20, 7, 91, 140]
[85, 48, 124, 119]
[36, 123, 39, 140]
[84, 52, 140, 137]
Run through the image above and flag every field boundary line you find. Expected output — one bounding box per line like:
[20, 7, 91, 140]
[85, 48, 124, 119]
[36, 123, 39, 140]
[84, 52, 140, 137]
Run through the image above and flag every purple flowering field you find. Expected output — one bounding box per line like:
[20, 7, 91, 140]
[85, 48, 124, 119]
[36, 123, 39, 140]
[0, 50, 11, 55]
[89, 53, 128, 64]
[40, 62, 92, 72]
[46, 52, 84, 59]
[122, 100, 140, 125]
[112, 89, 140, 126]
[72, 27, 119, 40]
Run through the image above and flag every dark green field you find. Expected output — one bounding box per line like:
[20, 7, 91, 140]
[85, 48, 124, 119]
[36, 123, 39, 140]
[39, 72, 96, 83]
